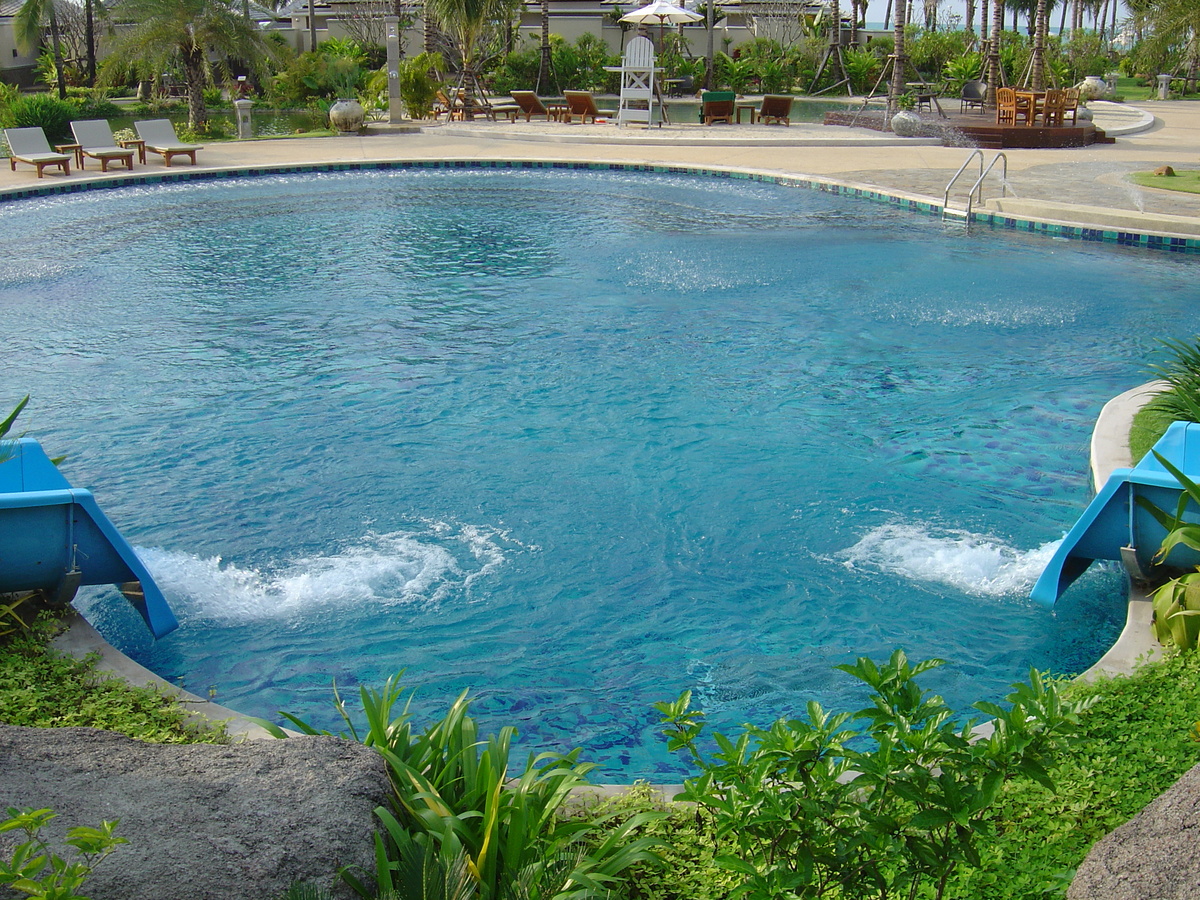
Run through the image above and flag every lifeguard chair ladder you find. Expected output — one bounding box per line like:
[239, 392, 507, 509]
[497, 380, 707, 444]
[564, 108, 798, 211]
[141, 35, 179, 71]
[617, 36, 658, 128]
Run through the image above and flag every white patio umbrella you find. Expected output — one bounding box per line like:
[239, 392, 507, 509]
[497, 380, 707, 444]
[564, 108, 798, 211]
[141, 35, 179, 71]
[620, 0, 703, 51]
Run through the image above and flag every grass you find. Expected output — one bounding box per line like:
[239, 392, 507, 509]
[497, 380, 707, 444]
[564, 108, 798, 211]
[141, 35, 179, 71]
[1130, 399, 1176, 462]
[1110, 75, 1200, 103]
[1129, 168, 1200, 195]
[0, 613, 226, 744]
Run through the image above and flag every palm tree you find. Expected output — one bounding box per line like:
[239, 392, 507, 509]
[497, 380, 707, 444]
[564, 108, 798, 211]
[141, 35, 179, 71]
[103, 0, 278, 130]
[424, 0, 510, 96]
[1140, 0, 1200, 93]
[14, 0, 68, 99]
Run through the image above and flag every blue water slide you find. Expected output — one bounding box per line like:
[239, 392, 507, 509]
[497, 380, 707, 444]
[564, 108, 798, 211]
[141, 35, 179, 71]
[0, 438, 178, 637]
[1031, 421, 1200, 606]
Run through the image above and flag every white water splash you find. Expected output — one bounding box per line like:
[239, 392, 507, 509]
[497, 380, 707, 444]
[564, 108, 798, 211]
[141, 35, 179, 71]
[135, 525, 515, 623]
[841, 522, 1061, 597]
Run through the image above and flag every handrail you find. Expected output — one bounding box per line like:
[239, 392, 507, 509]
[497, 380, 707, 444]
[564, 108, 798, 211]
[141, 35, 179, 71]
[941, 150, 1009, 226]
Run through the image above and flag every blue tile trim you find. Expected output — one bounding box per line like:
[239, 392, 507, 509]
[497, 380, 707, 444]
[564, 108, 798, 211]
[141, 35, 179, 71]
[3, 158, 1198, 253]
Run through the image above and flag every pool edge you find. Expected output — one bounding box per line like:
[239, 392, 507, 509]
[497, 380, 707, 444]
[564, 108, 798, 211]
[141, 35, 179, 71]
[3, 157, 1199, 253]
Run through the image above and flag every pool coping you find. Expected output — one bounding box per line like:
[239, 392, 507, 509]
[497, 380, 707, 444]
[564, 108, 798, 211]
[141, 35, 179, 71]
[3, 156, 1199, 252]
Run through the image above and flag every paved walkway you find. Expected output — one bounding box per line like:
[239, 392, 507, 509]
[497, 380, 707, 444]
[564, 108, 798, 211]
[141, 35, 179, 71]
[3, 99, 1199, 230]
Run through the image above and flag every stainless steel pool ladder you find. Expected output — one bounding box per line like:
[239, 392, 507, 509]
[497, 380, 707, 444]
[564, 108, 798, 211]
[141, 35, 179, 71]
[942, 150, 1009, 226]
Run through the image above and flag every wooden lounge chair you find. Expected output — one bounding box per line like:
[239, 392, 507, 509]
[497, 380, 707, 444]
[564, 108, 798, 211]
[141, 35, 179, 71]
[758, 94, 793, 126]
[700, 91, 735, 125]
[70, 119, 135, 172]
[135, 119, 203, 166]
[960, 79, 986, 114]
[3, 127, 71, 178]
[434, 90, 462, 120]
[562, 91, 601, 124]
[510, 91, 561, 122]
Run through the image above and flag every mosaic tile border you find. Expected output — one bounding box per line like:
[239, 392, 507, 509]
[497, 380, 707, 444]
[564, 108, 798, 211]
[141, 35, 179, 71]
[2, 158, 1197, 254]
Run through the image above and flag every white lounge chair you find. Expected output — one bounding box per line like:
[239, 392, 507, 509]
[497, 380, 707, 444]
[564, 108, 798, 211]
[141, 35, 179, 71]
[134, 119, 203, 167]
[70, 119, 135, 172]
[4, 127, 72, 178]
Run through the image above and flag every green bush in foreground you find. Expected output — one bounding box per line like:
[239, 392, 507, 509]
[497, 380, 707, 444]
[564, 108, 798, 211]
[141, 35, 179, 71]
[0, 617, 225, 744]
[657, 651, 1088, 900]
[264, 674, 662, 899]
[0, 807, 126, 900]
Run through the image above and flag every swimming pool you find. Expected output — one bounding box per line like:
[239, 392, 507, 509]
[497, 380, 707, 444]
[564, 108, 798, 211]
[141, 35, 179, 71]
[3, 166, 1197, 778]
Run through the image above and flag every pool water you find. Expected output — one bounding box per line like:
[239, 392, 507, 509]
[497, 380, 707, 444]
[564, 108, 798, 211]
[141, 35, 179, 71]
[2, 168, 1196, 779]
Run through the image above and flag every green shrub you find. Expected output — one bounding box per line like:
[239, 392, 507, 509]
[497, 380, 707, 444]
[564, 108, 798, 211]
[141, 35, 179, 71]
[0, 807, 126, 899]
[71, 97, 124, 120]
[395, 52, 444, 119]
[5, 93, 76, 142]
[264, 673, 663, 900]
[844, 46, 882, 94]
[657, 651, 1088, 900]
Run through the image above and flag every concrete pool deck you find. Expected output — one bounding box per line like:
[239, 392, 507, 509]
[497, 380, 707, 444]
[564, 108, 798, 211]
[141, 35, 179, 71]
[2, 99, 1199, 241]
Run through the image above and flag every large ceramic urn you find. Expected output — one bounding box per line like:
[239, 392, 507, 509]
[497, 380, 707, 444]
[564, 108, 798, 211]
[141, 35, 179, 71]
[329, 99, 366, 134]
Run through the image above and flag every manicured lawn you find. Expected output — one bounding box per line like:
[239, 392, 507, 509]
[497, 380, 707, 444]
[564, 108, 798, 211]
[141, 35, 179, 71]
[1129, 168, 1200, 195]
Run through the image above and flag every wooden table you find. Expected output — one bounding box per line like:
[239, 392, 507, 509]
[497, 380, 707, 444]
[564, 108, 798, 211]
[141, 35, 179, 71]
[736, 103, 757, 124]
[1013, 89, 1045, 125]
[54, 143, 83, 169]
[119, 138, 146, 164]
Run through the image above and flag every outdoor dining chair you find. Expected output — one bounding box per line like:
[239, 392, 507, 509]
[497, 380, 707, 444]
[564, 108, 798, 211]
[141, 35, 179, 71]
[960, 80, 986, 114]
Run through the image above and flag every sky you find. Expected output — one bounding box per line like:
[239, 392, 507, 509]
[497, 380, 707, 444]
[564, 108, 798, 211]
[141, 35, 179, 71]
[864, 0, 1130, 29]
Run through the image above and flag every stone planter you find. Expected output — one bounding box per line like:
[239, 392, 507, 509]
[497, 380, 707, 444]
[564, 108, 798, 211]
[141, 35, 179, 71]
[329, 98, 365, 134]
[889, 110, 923, 137]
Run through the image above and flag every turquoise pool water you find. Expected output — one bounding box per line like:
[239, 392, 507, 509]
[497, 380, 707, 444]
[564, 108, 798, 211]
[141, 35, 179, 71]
[2, 167, 1196, 778]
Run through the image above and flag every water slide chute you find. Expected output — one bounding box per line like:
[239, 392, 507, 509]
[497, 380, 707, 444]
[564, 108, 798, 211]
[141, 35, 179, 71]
[0, 438, 178, 637]
[1031, 421, 1200, 606]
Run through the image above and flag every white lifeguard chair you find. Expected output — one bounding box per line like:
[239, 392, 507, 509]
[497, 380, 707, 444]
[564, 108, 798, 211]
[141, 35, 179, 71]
[617, 36, 659, 128]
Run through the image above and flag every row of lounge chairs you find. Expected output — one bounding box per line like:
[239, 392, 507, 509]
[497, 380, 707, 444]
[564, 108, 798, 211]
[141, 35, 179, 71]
[502, 90, 794, 126]
[4, 119, 202, 178]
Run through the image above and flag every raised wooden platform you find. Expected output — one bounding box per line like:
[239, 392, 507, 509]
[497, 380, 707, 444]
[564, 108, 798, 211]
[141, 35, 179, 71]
[825, 108, 1115, 149]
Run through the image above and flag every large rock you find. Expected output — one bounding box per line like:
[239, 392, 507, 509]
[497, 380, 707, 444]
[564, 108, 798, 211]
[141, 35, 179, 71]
[1069, 762, 1200, 899]
[0, 725, 392, 900]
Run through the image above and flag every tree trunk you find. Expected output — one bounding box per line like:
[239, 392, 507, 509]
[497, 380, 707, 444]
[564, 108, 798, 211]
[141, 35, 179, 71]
[1031, 0, 1046, 89]
[986, 0, 1003, 107]
[536, 0, 549, 93]
[85, 0, 96, 87]
[308, 0, 317, 52]
[1057, 0, 1068, 40]
[887, 0, 906, 116]
[47, 3, 66, 99]
[982, 0, 988, 39]
[424, 1, 436, 53]
[966, 0, 976, 41]
[183, 46, 207, 130]
[884, 0, 893, 29]
[705, 0, 714, 89]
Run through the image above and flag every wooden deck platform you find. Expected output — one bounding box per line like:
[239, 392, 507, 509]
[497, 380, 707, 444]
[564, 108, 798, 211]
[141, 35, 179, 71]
[824, 108, 1115, 149]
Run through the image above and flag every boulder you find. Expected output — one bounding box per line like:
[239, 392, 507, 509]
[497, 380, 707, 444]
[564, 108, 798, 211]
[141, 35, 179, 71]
[0, 725, 392, 900]
[1068, 762, 1200, 900]
[1154, 165, 1177, 177]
